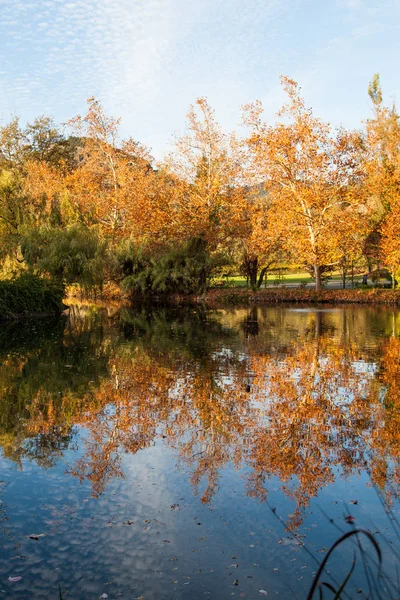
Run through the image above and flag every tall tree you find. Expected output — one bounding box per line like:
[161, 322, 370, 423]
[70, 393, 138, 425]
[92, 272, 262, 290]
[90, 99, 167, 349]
[365, 74, 400, 282]
[235, 186, 284, 289]
[67, 98, 154, 239]
[165, 98, 240, 247]
[380, 204, 400, 288]
[244, 77, 363, 291]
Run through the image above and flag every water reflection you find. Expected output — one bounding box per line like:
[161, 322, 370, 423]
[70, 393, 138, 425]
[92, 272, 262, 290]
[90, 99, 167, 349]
[1, 305, 399, 525]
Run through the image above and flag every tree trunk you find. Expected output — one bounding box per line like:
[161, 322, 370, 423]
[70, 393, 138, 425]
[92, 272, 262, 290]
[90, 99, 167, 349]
[242, 307, 259, 337]
[314, 263, 321, 292]
[248, 258, 258, 289]
[257, 266, 268, 289]
[342, 267, 346, 290]
[393, 270, 396, 290]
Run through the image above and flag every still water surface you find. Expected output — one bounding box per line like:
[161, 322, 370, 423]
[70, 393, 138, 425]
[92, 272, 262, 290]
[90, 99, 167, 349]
[0, 304, 400, 599]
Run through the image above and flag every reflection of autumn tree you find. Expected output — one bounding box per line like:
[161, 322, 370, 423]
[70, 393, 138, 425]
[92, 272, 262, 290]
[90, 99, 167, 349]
[246, 328, 377, 528]
[169, 359, 255, 503]
[70, 352, 178, 495]
[0, 313, 111, 467]
[70, 308, 251, 497]
[64, 308, 400, 527]
[368, 336, 400, 492]
[2, 306, 400, 529]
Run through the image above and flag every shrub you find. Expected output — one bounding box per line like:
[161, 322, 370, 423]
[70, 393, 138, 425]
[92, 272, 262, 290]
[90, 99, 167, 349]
[0, 274, 65, 319]
[21, 225, 107, 293]
[114, 237, 214, 297]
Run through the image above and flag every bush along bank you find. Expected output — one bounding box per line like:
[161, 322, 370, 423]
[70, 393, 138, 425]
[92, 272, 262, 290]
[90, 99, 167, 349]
[0, 274, 66, 319]
[192, 287, 400, 307]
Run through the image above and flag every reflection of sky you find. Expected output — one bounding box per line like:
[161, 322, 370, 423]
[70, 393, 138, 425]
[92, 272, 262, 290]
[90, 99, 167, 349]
[1, 440, 399, 599]
[0, 0, 399, 158]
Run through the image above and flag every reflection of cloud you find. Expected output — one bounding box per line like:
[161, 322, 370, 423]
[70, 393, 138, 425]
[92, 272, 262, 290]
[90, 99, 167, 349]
[0, 0, 399, 157]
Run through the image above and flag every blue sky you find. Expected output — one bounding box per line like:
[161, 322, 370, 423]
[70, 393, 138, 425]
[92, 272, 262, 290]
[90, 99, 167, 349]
[0, 0, 399, 159]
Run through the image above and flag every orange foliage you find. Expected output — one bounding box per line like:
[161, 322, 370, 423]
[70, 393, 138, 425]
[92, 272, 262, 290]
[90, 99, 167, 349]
[243, 77, 365, 290]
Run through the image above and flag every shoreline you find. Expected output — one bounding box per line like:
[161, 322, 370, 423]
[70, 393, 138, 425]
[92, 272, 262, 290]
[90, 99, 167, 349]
[185, 287, 400, 307]
[2, 288, 400, 320]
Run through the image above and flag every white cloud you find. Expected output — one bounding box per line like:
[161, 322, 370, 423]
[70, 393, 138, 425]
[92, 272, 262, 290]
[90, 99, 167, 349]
[0, 0, 399, 157]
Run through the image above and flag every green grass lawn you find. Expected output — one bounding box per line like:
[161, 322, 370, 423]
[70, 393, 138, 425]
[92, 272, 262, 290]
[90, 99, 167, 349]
[223, 273, 311, 287]
[215, 271, 360, 288]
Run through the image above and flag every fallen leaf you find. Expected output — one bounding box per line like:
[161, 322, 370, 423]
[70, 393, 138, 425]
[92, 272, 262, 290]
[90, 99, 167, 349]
[8, 576, 22, 583]
[100, 595, 108, 599]
[259, 590, 268, 596]
[28, 533, 45, 540]
[345, 515, 356, 524]
[233, 579, 239, 586]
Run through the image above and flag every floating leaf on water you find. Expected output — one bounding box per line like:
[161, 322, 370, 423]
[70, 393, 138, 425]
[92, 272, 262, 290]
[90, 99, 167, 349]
[350, 500, 358, 505]
[170, 504, 180, 511]
[100, 594, 108, 599]
[8, 576, 22, 583]
[233, 579, 239, 586]
[345, 515, 356, 524]
[28, 533, 45, 540]
[258, 590, 268, 596]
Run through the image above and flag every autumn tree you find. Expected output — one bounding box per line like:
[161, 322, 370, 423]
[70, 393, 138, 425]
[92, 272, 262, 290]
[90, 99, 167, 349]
[165, 97, 241, 247]
[67, 98, 155, 240]
[235, 185, 284, 288]
[365, 74, 400, 211]
[244, 77, 364, 291]
[0, 116, 82, 273]
[365, 74, 400, 284]
[380, 203, 400, 287]
[337, 203, 370, 288]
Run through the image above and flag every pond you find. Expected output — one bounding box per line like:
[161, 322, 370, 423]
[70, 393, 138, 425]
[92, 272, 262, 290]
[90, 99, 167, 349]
[0, 304, 399, 599]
